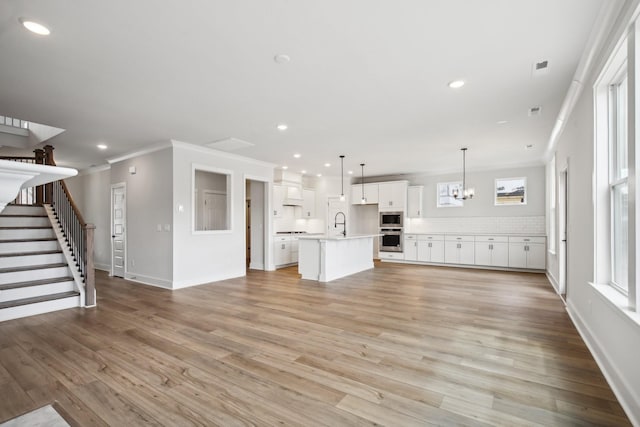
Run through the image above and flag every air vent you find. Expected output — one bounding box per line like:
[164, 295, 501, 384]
[206, 137, 255, 151]
[528, 106, 542, 116]
[532, 59, 550, 76]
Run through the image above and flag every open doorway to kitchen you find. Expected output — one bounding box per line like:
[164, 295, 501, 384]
[245, 178, 267, 270]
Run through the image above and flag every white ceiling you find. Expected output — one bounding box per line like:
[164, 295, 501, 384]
[0, 0, 607, 177]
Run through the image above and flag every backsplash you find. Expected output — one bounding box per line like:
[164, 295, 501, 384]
[407, 216, 545, 235]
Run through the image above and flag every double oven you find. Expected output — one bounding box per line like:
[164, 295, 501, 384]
[379, 212, 403, 252]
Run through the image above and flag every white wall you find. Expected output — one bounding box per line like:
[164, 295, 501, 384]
[64, 167, 111, 271]
[546, 3, 640, 421]
[172, 142, 273, 287]
[111, 148, 174, 288]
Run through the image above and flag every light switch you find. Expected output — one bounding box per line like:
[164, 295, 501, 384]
[156, 224, 162, 232]
[129, 166, 136, 175]
[164, 224, 171, 232]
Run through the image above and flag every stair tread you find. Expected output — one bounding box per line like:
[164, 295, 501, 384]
[0, 238, 57, 243]
[0, 291, 79, 310]
[0, 276, 75, 290]
[0, 250, 62, 258]
[0, 263, 68, 273]
[0, 226, 52, 229]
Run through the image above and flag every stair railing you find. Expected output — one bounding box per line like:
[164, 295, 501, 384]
[43, 146, 96, 307]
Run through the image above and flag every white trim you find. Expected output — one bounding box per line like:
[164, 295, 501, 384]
[124, 273, 172, 289]
[243, 173, 273, 272]
[546, 271, 560, 295]
[566, 299, 640, 426]
[171, 140, 276, 168]
[107, 141, 173, 164]
[172, 271, 245, 289]
[192, 164, 233, 234]
[76, 164, 111, 175]
[94, 263, 110, 272]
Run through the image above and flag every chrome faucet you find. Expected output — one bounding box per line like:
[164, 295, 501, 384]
[334, 211, 346, 237]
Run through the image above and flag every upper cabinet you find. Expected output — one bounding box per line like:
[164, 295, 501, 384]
[302, 189, 316, 218]
[273, 185, 285, 217]
[351, 183, 379, 205]
[407, 186, 423, 218]
[378, 181, 407, 211]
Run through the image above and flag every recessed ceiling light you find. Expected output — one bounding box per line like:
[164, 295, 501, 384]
[277, 123, 288, 131]
[282, 165, 288, 170]
[274, 54, 291, 64]
[348, 170, 353, 175]
[97, 144, 108, 150]
[19, 18, 50, 36]
[293, 153, 301, 158]
[301, 170, 307, 174]
[448, 80, 465, 89]
[324, 163, 331, 167]
[497, 120, 508, 125]
[317, 173, 322, 177]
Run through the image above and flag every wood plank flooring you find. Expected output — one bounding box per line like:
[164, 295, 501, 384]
[0, 263, 631, 426]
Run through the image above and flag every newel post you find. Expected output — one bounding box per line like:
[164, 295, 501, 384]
[43, 145, 55, 204]
[33, 148, 45, 204]
[85, 224, 96, 307]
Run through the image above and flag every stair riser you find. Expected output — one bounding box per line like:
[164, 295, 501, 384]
[0, 295, 80, 322]
[0, 229, 55, 239]
[0, 241, 59, 254]
[0, 217, 50, 227]
[0, 281, 75, 302]
[1, 206, 46, 216]
[0, 266, 71, 285]
[0, 253, 66, 269]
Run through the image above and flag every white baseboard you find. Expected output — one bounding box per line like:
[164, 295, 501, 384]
[546, 270, 560, 294]
[249, 261, 264, 270]
[172, 271, 246, 289]
[566, 300, 640, 426]
[124, 273, 173, 290]
[94, 263, 110, 272]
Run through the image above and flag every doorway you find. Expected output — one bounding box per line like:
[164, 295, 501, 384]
[559, 165, 569, 300]
[245, 178, 267, 270]
[111, 183, 126, 278]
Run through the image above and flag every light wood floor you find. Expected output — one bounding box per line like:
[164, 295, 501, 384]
[0, 262, 631, 426]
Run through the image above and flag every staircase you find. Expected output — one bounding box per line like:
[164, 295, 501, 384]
[0, 205, 81, 321]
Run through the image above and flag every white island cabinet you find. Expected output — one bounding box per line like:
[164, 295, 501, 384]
[298, 234, 379, 282]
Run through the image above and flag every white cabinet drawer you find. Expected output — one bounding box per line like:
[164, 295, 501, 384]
[445, 235, 475, 242]
[508, 236, 546, 244]
[275, 236, 291, 242]
[417, 234, 444, 241]
[475, 235, 509, 243]
[379, 251, 403, 260]
[405, 234, 418, 240]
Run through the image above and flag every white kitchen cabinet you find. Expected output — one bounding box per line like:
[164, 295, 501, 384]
[378, 182, 407, 211]
[302, 189, 316, 218]
[404, 235, 418, 261]
[274, 236, 299, 267]
[417, 235, 445, 263]
[273, 185, 285, 217]
[444, 235, 475, 265]
[351, 183, 379, 204]
[407, 186, 423, 218]
[508, 236, 546, 269]
[474, 236, 508, 267]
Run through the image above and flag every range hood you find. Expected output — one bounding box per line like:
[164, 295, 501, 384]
[275, 170, 303, 206]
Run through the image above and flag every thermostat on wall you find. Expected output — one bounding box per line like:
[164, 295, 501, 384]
[129, 166, 136, 175]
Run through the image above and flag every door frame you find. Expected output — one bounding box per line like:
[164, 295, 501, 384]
[110, 182, 127, 277]
[243, 174, 271, 271]
[558, 162, 569, 299]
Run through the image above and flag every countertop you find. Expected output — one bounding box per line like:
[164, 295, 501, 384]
[403, 232, 547, 237]
[297, 233, 381, 241]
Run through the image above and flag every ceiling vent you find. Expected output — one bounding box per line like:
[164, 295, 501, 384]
[528, 106, 542, 117]
[206, 137, 254, 152]
[532, 59, 550, 77]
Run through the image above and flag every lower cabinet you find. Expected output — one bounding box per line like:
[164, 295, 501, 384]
[405, 234, 445, 263]
[274, 236, 299, 267]
[508, 236, 546, 269]
[474, 236, 508, 267]
[444, 235, 475, 265]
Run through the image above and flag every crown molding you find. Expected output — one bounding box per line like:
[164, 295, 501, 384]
[170, 140, 276, 168]
[106, 141, 173, 164]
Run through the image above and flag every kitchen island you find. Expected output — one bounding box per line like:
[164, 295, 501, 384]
[297, 234, 379, 282]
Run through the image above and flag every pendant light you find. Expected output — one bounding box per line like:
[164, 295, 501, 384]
[360, 163, 366, 204]
[453, 148, 475, 200]
[339, 155, 345, 201]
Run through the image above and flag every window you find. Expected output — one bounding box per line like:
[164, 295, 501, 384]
[610, 73, 628, 293]
[495, 177, 527, 205]
[594, 30, 637, 312]
[549, 156, 556, 253]
[192, 165, 233, 233]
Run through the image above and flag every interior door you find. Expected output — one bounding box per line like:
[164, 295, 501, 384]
[111, 184, 126, 278]
[327, 196, 347, 237]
